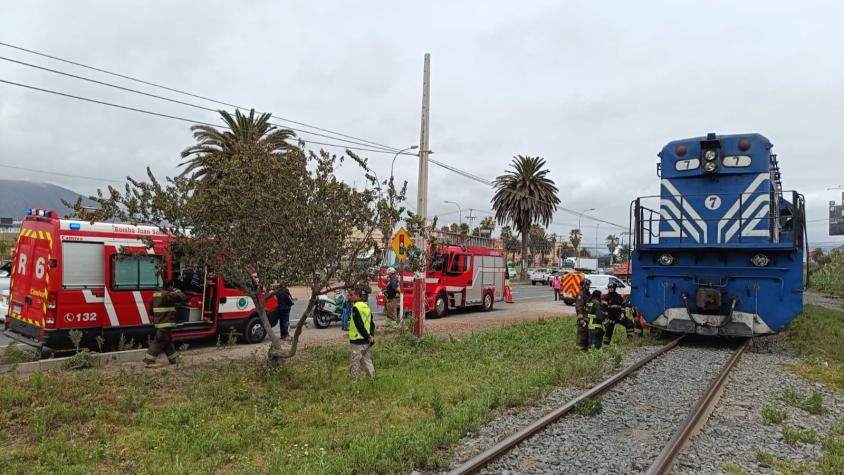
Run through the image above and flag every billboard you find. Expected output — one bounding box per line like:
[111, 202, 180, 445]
[831, 193, 844, 236]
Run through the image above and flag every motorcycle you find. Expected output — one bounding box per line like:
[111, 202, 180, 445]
[312, 292, 346, 329]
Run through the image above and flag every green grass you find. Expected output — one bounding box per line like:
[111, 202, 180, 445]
[0, 317, 621, 474]
[762, 404, 788, 425]
[775, 387, 828, 415]
[722, 463, 747, 475]
[783, 425, 818, 445]
[573, 397, 603, 416]
[785, 305, 844, 394]
[811, 253, 844, 295]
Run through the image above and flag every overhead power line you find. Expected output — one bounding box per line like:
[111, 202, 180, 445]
[0, 77, 411, 156]
[0, 55, 398, 152]
[0, 40, 402, 153]
[0, 162, 123, 183]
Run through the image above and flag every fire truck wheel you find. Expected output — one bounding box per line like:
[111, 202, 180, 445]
[243, 316, 267, 344]
[482, 291, 494, 312]
[432, 293, 447, 318]
[563, 298, 575, 306]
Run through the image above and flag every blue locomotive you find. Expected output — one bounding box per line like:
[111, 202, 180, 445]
[630, 133, 806, 336]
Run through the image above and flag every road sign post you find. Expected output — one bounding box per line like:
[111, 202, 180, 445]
[391, 228, 413, 327]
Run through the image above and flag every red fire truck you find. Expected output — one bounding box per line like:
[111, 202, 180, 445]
[376, 232, 506, 317]
[3, 209, 278, 357]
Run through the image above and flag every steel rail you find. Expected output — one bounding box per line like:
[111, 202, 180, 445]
[447, 336, 686, 475]
[645, 338, 752, 475]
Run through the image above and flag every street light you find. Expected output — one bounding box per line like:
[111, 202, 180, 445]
[390, 145, 419, 183]
[443, 201, 463, 227]
[577, 208, 595, 257]
[595, 223, 601, 264]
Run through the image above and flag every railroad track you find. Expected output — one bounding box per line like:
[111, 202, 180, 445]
[447, 336, 752, 475]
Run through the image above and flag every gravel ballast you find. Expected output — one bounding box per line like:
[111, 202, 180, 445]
[468, 342, 737, 474]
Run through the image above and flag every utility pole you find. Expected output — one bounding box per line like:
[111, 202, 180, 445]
[413, 53, 431, 338]
[416, 53, 431, 222]
[466, 208, 476, 230]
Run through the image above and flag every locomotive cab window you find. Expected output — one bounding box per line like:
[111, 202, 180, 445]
[675, 158, 700, 171]
[111, 254, 163, 291]
[721, 155, 751, 167]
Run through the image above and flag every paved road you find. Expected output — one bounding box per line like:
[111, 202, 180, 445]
[0, 284, 558, 350]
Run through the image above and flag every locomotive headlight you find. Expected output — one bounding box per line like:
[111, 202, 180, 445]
[751, 253, 770, 267]
[703, 161, 718, 172]
[704, 150, 717, 161]
[659, 253, 675, 266]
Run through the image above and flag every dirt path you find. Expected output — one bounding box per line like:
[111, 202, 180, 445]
[805, 290, 844, 311]
[178, 297, 576, 367]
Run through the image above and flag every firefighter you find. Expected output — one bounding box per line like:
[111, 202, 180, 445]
[144, 279, 187, 368]
[602, 282, 635, 345]
[587, 289, 606, 349]
[574, 278, 592, 351]
[348, 287, 375, 381]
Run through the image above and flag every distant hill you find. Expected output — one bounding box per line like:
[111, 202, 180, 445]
[0, 180, 93, 218]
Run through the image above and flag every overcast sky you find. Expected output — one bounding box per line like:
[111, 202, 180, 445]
[1, 0, 842, 249]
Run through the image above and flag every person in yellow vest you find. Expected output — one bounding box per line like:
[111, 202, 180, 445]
[348, 287, 375, 381]
[587, 290, 606, 349]
[143, 279, 186, 368]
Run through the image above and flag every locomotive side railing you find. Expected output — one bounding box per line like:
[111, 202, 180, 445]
[631, 190, 804, 248]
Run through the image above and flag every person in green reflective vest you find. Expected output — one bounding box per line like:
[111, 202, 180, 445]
[348, 287, 375, 381]
[143, 279, 186, 368]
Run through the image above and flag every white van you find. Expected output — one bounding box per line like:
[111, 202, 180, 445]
[584, 274, 630, 299]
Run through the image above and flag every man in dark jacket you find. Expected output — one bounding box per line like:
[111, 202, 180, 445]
[587, 290, 606, 349]
[144, 279, 187, 368]
[602, 282, 634, 345]
[383, 267, 400, 322]
[348, 287, 375, 381]
[276, 287, 295, 339]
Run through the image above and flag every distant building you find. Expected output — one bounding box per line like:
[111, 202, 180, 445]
[0, 217, 21, 236]
[831, 193, 844, 236]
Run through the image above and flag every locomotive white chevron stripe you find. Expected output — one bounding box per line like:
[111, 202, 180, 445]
[723, 194, 770, 242]
[660, 179, 707, 243]
[660, 199, 700, 241]
[741, 205, 771, 237]
[717, 173, 769, 243]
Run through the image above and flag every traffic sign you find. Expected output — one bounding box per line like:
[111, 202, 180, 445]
[391, 227, 413, 261]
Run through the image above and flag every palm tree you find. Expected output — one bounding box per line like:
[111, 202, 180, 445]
[605, 234, 620, 266]
[492, 156, 560, 278]
[180, 109, 297, 181]
[569, 229, 582, 255]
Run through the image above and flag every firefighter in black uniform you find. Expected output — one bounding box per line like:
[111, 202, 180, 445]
[602, 282, 635, 345]
[144, 279, 187, 368]
[587, 290, 606, 349]
[574, 278, 592, 351]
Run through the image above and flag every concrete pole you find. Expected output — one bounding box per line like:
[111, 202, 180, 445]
[416, 53, 431, 222]
[413, 53, 431, 337]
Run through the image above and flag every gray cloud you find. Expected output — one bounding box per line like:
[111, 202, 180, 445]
[0, 0, 841, 247]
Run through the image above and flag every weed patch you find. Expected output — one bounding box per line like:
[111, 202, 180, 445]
[776, 387, 828, 415]
[0, 343, 39, 365]
[762, 404, 788, 425]
[783, 425, 818, 445]
[574, 397, 603, 416]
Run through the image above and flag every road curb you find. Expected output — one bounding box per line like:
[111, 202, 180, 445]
[0, 348, 147, 374]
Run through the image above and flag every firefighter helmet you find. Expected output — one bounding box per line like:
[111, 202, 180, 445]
[387, 267, 396, 274]
[608, 282, 617, 290]
[580, 278, 591, 288]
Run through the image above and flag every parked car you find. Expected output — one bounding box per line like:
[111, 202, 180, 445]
[0, 261, 10, 323]
[507, 267, 517, 279]
[528, 268, 549, 285]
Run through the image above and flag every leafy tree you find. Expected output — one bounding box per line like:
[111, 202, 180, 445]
[71, 110, 384, 365]
[618, 243, 631, 262]
[474, 216, 496, 237]
[492, 156, 560, 278]
[376, 177, 408, 260]
[499, 225, 520, 263]
[605, 234, 620, 266]
[558, 241, 572, 260]
[569, 228, 582, 255]
[179, 109, 296, 183]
